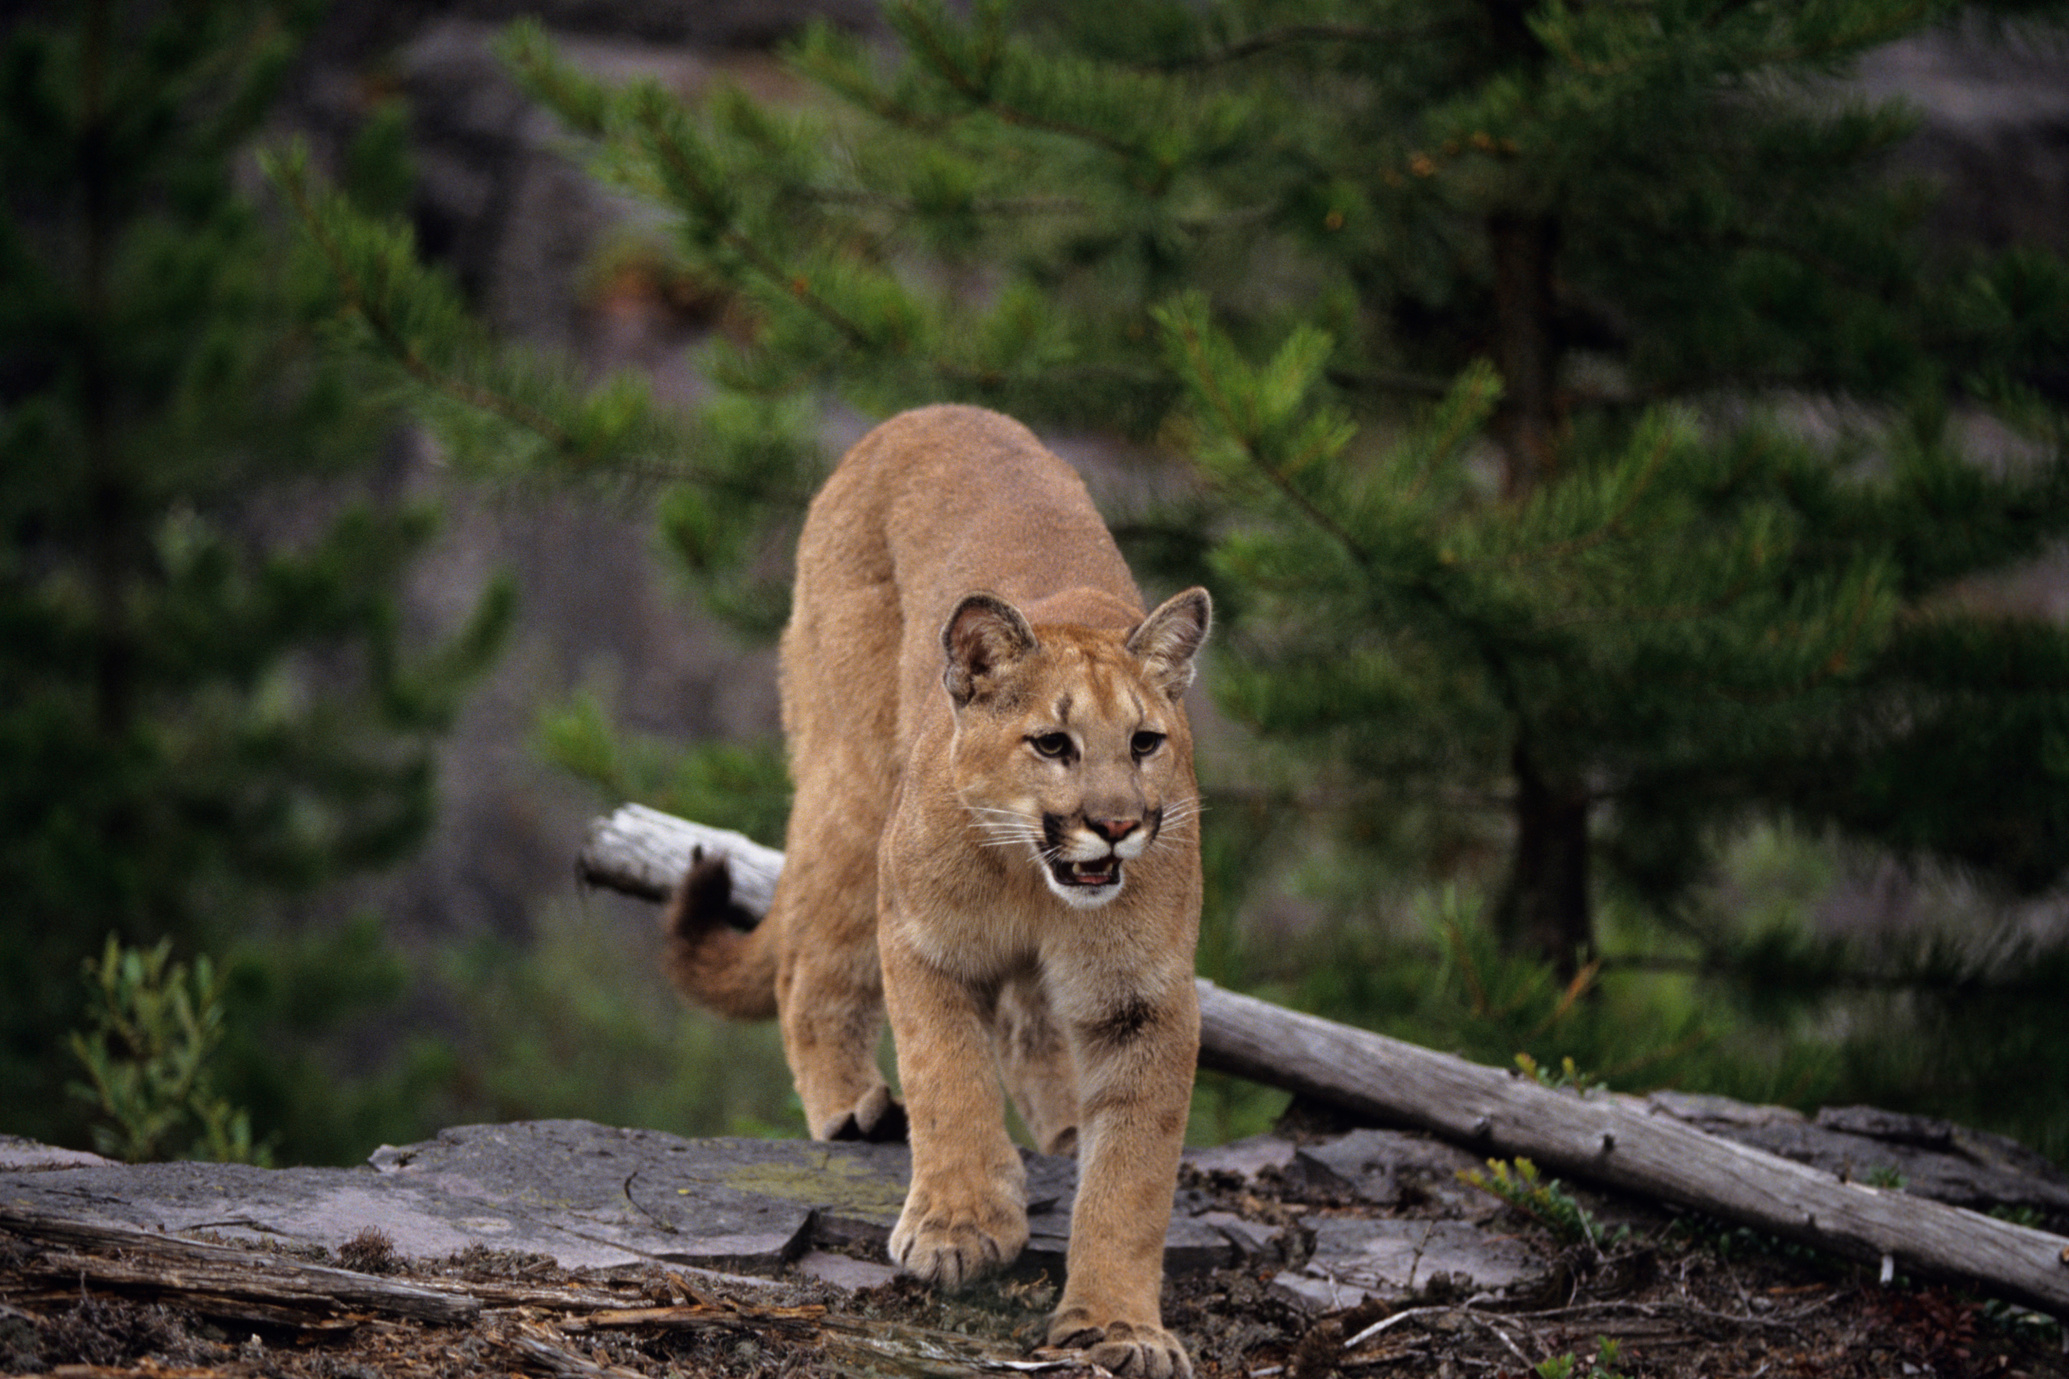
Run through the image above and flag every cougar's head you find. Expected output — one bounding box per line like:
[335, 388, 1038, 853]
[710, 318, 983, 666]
[942, 587, 1211, 910]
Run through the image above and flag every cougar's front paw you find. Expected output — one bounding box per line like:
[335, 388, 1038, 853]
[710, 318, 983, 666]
[1049, 1313, 1193, 1379]
[888, 1181, 1028, 1289]
[818, 1084, 908, 1142]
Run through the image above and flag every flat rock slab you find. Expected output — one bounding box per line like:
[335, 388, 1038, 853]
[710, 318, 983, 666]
[1286, 1128, 1489, 1215]
[0, 1120, 1230, 1280]
[1183, 1133, 1297, 1182]
[366, 1120, 906, 1270]
[1274, 1216, 1553, 1313]
[0, 1136, 116, 1172]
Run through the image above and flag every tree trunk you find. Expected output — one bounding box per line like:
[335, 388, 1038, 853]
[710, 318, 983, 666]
[82, 0, 134, 738]
[1492, 741, 1592, 977]
[1485, 204, 1584, 965]
[1488, 212, 1561, 497]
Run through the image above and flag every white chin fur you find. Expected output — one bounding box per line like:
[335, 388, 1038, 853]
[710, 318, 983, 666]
[1042, 866, 1125, 909]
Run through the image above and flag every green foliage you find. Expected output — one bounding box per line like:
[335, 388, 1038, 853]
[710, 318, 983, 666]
[208, 916, 465, 1167]
[1187, 1070, 1291, 1147]
[282, 0, 2069, 1164]
[437, 902, 800, 1138]
[0, 0, 509, 1148]
[1534, 1338, 1626, 1379]
[1224, 828, 2069, 1162]
[68, 937, 268, 1165]
[1514, 1052, 1598, 1094]
[265, 151, 820, 631]
[454, 0, 2069, 974]
[1458, 1157, 1622, 1252]
[537, 692, 790, 845]
[1271, 886, 1742, 1096]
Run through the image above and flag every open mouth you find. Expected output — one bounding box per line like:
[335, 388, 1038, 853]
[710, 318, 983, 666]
[1049, 856, 1121, 889]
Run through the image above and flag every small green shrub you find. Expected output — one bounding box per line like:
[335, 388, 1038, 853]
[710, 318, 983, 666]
[1458, 1157, 1622, 1252]
[1535, 1337, 1627, 1379]
[67, 936, 270, 1164]
[1514, 1052, 1600, 1093]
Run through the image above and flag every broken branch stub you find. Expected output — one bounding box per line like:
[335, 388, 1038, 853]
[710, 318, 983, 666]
[577, 803, 2069, 1318]
[578, 803, 783, 914]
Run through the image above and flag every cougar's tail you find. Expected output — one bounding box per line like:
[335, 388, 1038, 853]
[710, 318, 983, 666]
[662, 853, 779, 1021]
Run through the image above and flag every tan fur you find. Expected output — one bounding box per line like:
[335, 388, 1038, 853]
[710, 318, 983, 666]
[665, 405, 1208, 1378]
[662, 855, 777, 1020]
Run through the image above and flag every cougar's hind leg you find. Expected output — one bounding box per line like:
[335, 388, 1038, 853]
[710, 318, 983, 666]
[990, 968, 1080, 1156]
[772, 554, 906, 1143]
[769, 798, 905, 1142]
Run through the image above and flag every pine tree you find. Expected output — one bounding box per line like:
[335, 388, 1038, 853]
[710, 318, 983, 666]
[0, 0, 512, 1146]
[285, 0, 2069, 958]
[474, 0, 2069, 976]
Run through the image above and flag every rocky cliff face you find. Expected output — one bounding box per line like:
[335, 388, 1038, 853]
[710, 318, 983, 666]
[1859, 20, 2069, 258]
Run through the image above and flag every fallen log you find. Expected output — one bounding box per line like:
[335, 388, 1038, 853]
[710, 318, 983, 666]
[578, 802, 2069, 1318]
[1196, 981, 2069, 1314]
[580, 804, 783, 915]
[0, 1204, 481, 1324]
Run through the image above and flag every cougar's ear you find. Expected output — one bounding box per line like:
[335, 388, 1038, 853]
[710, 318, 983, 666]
[1126, 586, 1211, 697]
[942, 592, 1040, 707]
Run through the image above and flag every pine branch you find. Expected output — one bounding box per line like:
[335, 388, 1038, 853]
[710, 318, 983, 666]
[802, 188, 1088, 216]
[1540, 0, 1939, 77]
[1481, 421, 1679, 573]
[1146, 21, 1474, 69]
[270, 156, 584, 457]
[619, 101, 881, 355]
[1327, 366, 1458, 399]
[1159, 301, 1374, 570]
[896, 7, 1141, 160]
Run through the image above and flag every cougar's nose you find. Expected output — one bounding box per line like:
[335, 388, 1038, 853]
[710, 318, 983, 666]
[1086, 817, 1140, 844]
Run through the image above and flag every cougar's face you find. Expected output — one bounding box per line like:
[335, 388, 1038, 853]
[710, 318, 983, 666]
[954, 632, 1194, 911]
[941, 587, 1209, 911]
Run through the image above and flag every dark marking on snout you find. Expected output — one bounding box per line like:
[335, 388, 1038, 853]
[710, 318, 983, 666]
[1042, 812, 1072, 851]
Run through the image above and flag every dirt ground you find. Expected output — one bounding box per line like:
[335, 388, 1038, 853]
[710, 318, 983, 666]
[5, 1159, 2065, 1379]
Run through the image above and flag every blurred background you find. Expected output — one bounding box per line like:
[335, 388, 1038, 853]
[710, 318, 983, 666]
[5, 0, 2067, 1171]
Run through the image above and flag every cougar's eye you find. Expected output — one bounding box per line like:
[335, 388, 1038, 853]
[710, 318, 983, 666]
[1029, 732, 1073, 759]
[1131, 731, 1165, 757]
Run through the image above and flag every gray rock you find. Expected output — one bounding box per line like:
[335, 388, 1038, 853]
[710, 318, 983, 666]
[0, 1136, 115, 1172]
[796, 1249, 899, 1290]
[1293, 1129, 1484, 1210]
[367, 1119, 892, 1270]
[1855, 22, 2069, 255]
[0, 1121, 1231, 1282]
[1161, 1215, 1238, 1273]
[1195, 1210, 1288, 1263]
[0, 1121, 851, 1273]
[1272, 1217, 1552, 1313]
[1183, 1134, 1296, 1182]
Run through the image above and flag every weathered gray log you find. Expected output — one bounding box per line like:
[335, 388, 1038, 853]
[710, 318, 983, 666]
[1193, 980, 2069, 1315]
[578, 803, 783, 915]
[0, 1204, 481, 1324]
[577, 803, 2069, 1317]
